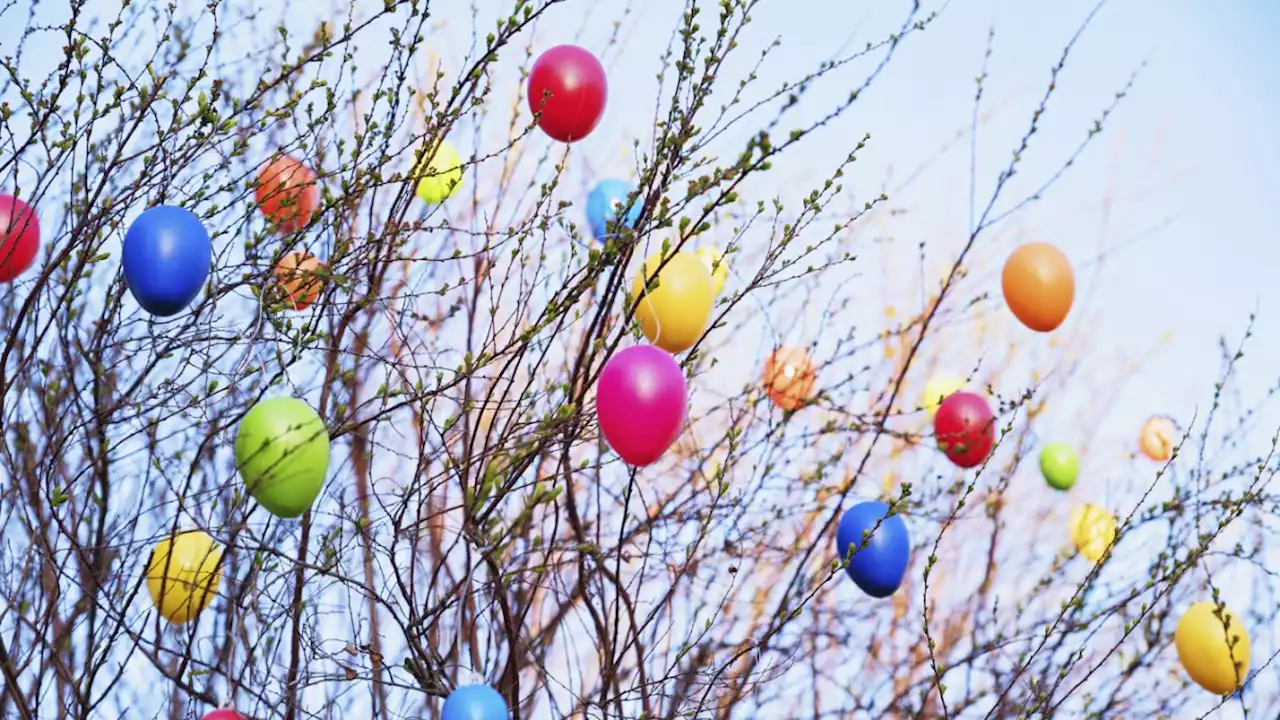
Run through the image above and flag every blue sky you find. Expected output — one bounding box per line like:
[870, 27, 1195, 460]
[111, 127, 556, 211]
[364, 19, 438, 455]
[4, 0, 1280, 717]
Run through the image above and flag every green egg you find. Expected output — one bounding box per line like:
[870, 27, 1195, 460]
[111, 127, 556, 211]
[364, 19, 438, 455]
[234, 397, 331, 518]
[1039, 441, 1080, 491]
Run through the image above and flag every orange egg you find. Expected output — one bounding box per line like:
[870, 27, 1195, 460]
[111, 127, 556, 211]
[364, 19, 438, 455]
[255, 155, 319, 234]
[273, 251, 326, 310]
[763, 347, 816, 411]
[1140, 416, 1176, 462]
[1001, 242, 1074, 332]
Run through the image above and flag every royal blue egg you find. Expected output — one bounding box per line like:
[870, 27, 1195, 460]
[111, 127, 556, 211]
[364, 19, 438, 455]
[122, 205, 212, 316]
[586, 178, 641, 242]
[835, 501, 910, 598]
[442, 684, 508, 720]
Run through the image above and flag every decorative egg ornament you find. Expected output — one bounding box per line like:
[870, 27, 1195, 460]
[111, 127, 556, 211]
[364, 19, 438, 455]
[235, 397, 331, 518]
[255, 154, 320, 234]
[1140, 416, 1176, 462]
[1001, 242, 1075, 332]
[762, 347, 816, 411]
[835, 501, 910, 598]
[1068, 503, 1116, 562]
[146, 530, 223, 624]
[920, 374, 965, 419]
[694, 245, 728, 296]
[595, 345, 687, 466]
[273, 251, 326, 311]
[123, 205, 212, 316]
[1176, 601, 1251, 695]
[414, 139, 464, 205]
[527, 45, 608, 143]
[0, 194, 40, 282]
[1038, 442, 1080, 491]
[631, 250, 714, 354]
[586, 179, 641, 243]
[441, 684, 509, 720]
[932, 391, 995, 469]
[202, 711, 244, 720]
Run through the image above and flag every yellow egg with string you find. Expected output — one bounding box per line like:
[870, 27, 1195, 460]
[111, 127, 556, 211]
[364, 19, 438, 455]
[413, 139, 463, 205]
[1176, 601, 1250, 694]
[145, 530, 224, 624]
[631, 249, 714, 354]
[694, 246, 728, 296]
[1068, 504, 1116, 562]
[921, 374, 965, 419]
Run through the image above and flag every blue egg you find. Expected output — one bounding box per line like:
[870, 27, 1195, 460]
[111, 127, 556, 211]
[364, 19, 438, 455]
[835, 501, 911, 598]
[442, 684, 509, 720]
[586, 178, 641, 242]
[122, 205, 212, 316]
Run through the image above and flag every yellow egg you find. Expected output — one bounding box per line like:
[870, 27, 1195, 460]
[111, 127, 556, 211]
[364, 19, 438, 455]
[145, 530, 224, 624]
[1068, 504, 1116, 562]
[414, 139, 463, 205]
[694, 246, 728, 296]
[921, 374, 965, 418]
[1176, 602, 1250, 694]
[631, 249, 714, 354]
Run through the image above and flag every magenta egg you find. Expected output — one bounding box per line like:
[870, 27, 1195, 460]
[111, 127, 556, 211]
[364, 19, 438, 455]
[595, 345, 687, 466]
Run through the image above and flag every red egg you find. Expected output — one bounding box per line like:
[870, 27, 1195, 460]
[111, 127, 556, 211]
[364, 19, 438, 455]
[933, 391, 995, 469]
[527, 45, 608, 143]
[202, 711, 243, 720]
[255, 155, 319, 234]
[0, 194, 40, 282]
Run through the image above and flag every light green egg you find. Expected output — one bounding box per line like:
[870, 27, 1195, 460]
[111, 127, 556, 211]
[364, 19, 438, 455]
[234, 397, 330, 518]
[1039, 441, 1080, 491]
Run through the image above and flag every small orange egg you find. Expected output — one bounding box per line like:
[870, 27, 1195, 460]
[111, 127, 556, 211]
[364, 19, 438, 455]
[1140, 416, 1176, 462]
[273, 251, 326, 310]
[763, 347, 816, 411]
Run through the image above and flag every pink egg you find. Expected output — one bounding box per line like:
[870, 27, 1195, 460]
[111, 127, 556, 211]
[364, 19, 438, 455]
[595, 345, 687, 466]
